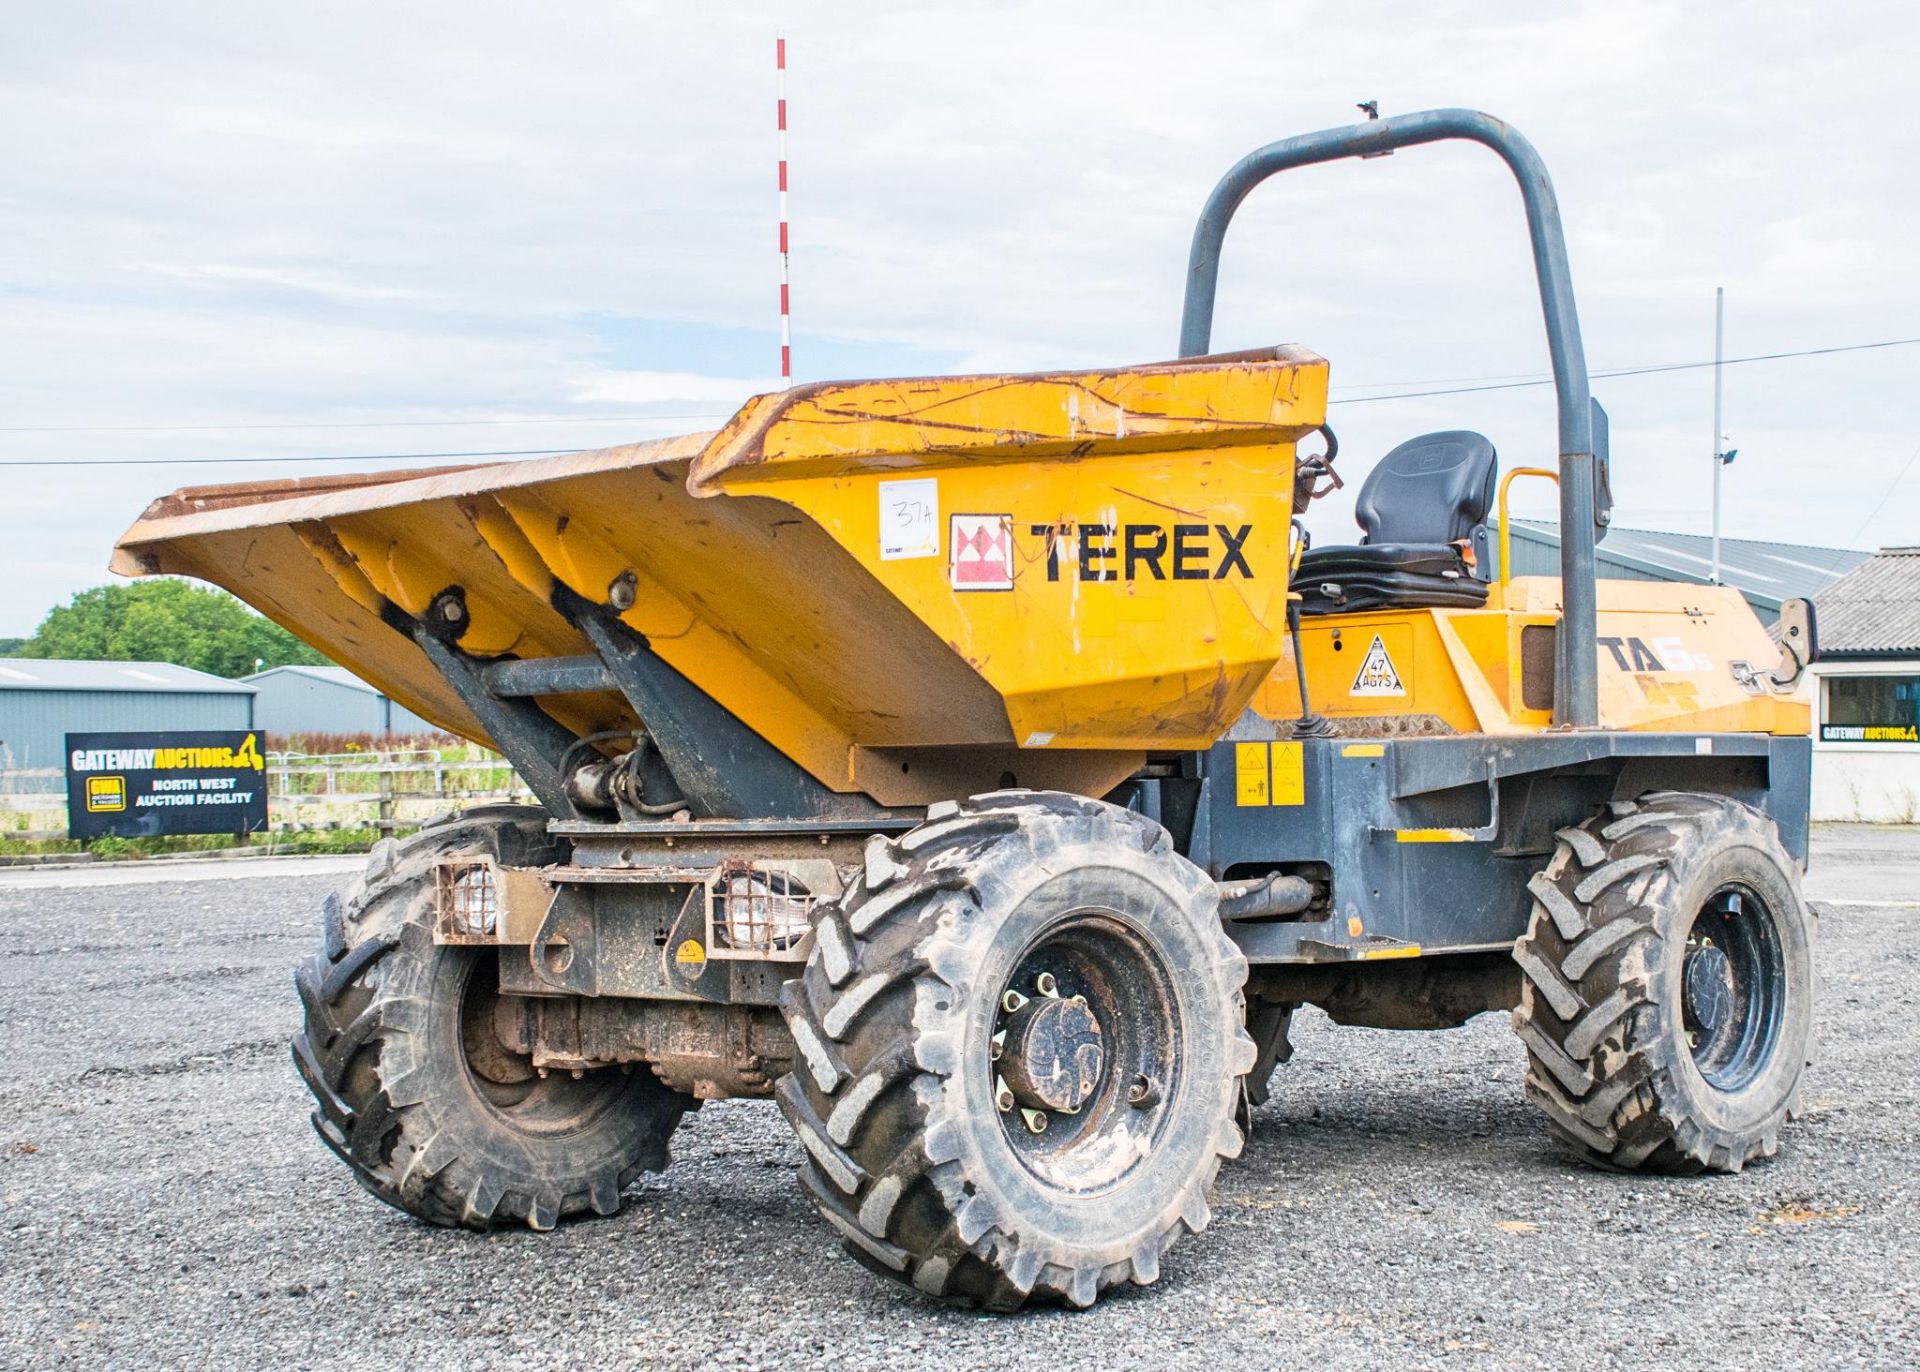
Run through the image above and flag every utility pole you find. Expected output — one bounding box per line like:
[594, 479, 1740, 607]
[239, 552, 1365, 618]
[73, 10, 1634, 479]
[1710, 286, 1724, 584]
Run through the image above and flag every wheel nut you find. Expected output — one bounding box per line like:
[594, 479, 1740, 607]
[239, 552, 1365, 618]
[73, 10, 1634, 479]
[1001, 989, 1028, 1014]
[990, 1029, 1006, 1061]
[1020, 1108, 1049, 1135]
[1034, 972, 1058, 997]
[1128, 1074, 1161, 1109]
[995, 1076, 1015, 1113]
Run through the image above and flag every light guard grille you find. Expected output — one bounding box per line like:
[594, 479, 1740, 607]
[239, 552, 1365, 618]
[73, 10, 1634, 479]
[435, 857, 499, 941]
[705, 865, 820, 961]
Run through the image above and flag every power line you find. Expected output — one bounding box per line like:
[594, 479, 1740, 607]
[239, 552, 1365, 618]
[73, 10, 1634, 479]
[3, 334, 1915, 468]
[1847, 441, 1920, 548]
[1330, 366, 1552, 391]
[1328, 335, 1920, 405]
[3, 335, 1914, 437]
[0, 447, 580, 469]
[0, 411, 732, 435]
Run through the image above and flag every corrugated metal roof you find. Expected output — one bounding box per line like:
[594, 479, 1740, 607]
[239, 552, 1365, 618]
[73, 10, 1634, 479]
[1810, 546, 1920, 657]
[243, 664, 374, 693]
[1508, 521, 1868, 610]
[0, 658, 256, 694]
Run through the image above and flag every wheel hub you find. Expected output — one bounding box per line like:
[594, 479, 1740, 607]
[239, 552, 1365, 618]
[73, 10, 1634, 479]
[999, 986, 1106, 1115]
[1683, 940, 1736, 1036]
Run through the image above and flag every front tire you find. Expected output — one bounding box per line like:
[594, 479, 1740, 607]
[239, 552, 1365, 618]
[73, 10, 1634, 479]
[777, 791, 1255, 1310]
[1511, 791, 1815, 1173]
[291, 808, 695, 1229]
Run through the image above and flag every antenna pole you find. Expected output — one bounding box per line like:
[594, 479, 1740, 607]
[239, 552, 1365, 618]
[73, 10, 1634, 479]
[1711, 285, 1724, 583]
[777, 33, 791, 385]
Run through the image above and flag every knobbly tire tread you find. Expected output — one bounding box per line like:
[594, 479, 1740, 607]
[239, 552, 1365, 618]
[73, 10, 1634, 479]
[1510, 791, 1815, 1174]
[291, 806, 693, 1230]
[777, 790, 1255, 1311]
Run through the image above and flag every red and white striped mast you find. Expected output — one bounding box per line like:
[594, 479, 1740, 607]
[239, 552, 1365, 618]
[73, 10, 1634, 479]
[776, 32, 792, 384]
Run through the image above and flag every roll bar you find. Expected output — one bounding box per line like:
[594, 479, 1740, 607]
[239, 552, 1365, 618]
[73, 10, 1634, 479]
[1178, 108, 1602, 727]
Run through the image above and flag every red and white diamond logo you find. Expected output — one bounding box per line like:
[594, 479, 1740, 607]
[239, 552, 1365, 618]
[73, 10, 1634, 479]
[949, 514, 1014, 591]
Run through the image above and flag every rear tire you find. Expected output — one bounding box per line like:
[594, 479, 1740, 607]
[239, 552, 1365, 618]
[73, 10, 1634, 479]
[291, 808, 695, 1229]
[777, 791, 1255, 1310]
[1511, 791, 1814, 1173]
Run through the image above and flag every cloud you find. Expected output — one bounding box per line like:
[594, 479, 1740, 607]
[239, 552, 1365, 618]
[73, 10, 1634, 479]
[568, 370, 779, 410]
[0, 0, 1916, 633]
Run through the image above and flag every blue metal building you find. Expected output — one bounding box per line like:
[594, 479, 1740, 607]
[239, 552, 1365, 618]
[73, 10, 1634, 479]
[242, 665, 438, 739]
[0, 659, 256, 773]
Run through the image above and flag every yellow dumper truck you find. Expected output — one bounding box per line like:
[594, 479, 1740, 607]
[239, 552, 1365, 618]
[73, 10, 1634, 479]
[115, 109, 1816, 1311]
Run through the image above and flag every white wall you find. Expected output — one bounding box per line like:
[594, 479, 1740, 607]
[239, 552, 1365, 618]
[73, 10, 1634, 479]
[1812, 745, 1920, 823]
[1810, 661, 1920, 823]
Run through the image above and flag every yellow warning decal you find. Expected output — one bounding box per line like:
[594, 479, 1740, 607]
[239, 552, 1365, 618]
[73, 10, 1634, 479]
[674, 938, 706, 966]
[1235, 742, 1306, 807]
[1395, 828, 1474, 843]
[1342, 743, 1386, 758]
[1350, 634, 1407, 696]
[1271, 742, 1305, 806]
[1234, 742, 1270, 806]
[1361, 944, 1422, 960]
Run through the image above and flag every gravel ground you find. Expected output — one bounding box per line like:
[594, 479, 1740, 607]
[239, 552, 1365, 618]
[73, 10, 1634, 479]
[1, 832, 1915, 1371]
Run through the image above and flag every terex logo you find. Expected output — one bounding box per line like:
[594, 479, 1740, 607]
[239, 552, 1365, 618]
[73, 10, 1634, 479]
[1030, 522, 1254, 582]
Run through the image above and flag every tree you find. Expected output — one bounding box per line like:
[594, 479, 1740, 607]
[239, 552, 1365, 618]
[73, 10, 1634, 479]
[12, 579, 330, 677]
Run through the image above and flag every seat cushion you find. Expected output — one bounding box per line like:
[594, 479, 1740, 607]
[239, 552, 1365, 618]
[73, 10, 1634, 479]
[1296, 542, 1466, 578]
[1294, 542, 1488, 615]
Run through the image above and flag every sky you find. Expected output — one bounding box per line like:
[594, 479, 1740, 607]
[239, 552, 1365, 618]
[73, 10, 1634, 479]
[2, 1, 1916, 636]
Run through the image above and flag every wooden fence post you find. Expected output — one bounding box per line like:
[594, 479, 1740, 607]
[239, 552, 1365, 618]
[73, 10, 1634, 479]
[378, 766, 395, 834]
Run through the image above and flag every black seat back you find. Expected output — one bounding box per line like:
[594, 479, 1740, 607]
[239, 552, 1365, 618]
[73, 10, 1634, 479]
[1356, 430, 1498, 551]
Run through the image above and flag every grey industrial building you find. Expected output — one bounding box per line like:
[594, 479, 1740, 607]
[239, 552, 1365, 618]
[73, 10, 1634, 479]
[242, 664, 438, 739]
[1502, 520, 1867, 625]
[0, 659, 256, 773]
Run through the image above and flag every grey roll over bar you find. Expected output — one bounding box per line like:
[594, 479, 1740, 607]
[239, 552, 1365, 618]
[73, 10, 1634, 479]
[1177, 108, 1603, 728]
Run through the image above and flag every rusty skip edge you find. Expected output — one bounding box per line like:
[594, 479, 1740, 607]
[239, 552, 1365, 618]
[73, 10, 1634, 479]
[110, 431, 717, 572]
[687, 344, 1327, 488]
[111, 346, 1327, 570]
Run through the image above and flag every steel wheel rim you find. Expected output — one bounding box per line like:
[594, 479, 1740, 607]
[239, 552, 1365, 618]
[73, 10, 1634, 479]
[987, 911, 1181, 1195]
[1682, 883, 1786, 1092]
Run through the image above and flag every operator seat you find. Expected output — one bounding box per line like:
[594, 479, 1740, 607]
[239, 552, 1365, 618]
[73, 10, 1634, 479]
[1295, 430, 1497, 614]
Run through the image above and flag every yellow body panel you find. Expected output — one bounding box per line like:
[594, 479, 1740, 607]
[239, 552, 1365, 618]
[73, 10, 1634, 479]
[113, 348, 1328, 804]
[689, 351, 1328, 749]
[1255, 576, 1810, 735]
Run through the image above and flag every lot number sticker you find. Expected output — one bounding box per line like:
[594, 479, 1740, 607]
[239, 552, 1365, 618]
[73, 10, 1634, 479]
[879, 478, 939, 560]
[1350, 634, 1407, 697]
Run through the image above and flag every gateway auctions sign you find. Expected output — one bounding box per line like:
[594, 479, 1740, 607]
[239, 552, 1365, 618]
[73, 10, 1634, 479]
[66, 730, 268, 839]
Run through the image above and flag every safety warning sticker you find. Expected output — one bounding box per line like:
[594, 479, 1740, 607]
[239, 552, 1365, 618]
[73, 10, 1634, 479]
[950, 514, 1014, 590]
[1350, 634, 1407, 696]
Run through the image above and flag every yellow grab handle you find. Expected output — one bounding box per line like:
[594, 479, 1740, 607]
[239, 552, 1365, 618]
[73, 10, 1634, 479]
[1497, 467, 1560, 587]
